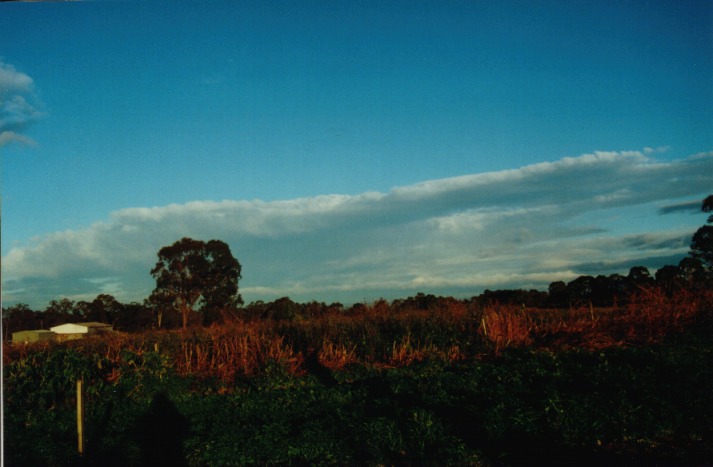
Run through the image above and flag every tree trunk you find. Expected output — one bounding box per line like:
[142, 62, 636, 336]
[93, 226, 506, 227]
[181, 303, 190, 329]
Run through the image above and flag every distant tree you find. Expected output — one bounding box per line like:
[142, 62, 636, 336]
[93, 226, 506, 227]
[266, 297, 299, 321]
[150, 238, 242, 329]
[325, 302, 345, 314]
[401, 293, 439, 311]
[567, 276, 596, 305]
[302, 301, 327, 318]
[46, 297, 76, 314]
[149, 288, 179, 329]
[74, 301, 90, 318]
[602, 273, 628, 306]
[347, 303, 368, 315]
[42, 298, 76, 328]
[678, 257, 706, 284]
[548, 281, 568, 308]
[626, 266, 654, 293]
[81, 294, 123, 324]
[2, 303, 37, 340]
[591, 275, 615, 307]
[690, 195, 713, 270]
[655, 265, 683, 295]
[627, 266, 652, 283]
[242, 300, 267, 321]
[115, 301, 155, 332]
[479, 289, 548, 308]
[655, 264, 681, 281]
[691, 226, 713, 266]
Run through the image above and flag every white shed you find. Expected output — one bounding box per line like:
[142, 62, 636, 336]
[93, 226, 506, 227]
[50, 322, 113, 340]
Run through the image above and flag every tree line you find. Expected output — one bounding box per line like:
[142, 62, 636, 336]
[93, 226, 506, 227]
[3, 195, 712, 339]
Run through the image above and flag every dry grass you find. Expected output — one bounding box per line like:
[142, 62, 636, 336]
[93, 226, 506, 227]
[5, 286, 711, 385]
[480, 305, 534, 353]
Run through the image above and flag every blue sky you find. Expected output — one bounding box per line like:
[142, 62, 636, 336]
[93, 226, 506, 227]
[2, 1, 712, 309]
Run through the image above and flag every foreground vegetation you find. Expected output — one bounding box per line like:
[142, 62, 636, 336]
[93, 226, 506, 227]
[5, 286, 713, 466]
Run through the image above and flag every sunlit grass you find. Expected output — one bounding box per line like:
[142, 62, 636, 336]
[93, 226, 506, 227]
[6, 285, 711, 384]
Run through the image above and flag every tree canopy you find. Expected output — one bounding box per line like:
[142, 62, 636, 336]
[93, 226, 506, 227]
[150, 238, 242, 328]
[690, 194, 713, 270]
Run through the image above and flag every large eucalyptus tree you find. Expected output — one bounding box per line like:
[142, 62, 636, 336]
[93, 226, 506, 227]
[150, 237, 242, 328]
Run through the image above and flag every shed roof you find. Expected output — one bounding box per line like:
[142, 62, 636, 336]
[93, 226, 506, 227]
[50, 322, 113, 333]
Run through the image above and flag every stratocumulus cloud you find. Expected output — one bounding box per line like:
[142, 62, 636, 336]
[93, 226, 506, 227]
[658, 200, 703, 215]
[2, 150, 712, 307]
[0, 60, 44, 147]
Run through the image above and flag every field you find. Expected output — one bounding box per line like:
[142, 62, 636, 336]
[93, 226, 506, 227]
[4, 287, 713, 466]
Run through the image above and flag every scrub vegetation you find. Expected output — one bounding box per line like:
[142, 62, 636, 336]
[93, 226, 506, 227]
[4, 286, 713, 466]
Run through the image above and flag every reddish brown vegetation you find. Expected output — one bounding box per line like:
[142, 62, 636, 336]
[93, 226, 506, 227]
[5, 286, 711, 387]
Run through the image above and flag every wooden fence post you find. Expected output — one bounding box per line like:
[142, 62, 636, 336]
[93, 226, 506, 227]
[77, 378, 85, 456]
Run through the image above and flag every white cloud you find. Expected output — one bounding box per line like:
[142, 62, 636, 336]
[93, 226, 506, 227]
[0, 130, 37, 147]
[0, 62, 33, 91]
[2, 149, 712, 308]
[0, 60, 44, 147]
